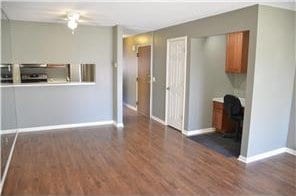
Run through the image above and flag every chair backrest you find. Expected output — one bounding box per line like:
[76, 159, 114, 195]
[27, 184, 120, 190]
[224, 95, 242, 117]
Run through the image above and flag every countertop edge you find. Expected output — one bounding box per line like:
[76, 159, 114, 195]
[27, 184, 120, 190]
[212, 97, 246, 107]
[0, 82, 96, 88]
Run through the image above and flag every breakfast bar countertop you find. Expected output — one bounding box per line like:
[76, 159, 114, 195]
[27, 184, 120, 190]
[0, 82, 96, 88]
[213, 97, 246, 107]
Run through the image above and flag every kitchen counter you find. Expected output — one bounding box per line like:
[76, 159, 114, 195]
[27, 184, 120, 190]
[213, 97, 246, 107]
[0, 82, 96, 88]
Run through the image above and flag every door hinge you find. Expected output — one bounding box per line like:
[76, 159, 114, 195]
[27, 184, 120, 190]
[136, 77, 139, 82]
[136, 53, 140, 57]
[136, 101, 139, 105]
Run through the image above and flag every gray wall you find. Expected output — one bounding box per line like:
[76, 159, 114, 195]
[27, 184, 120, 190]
[152, 5, 258, 120]
[151, 5, 296, 157]
[112, 25, 123, 125]
[245, 6, 295, 156]
[186, 35, 246, 131]
[152, 5, 258, 157]
[123, 33, 153, 107]
[1, 19, 12, 63]
[2, 20, 114, 129]
[1, 17, 17, 130]
[286, 7, 296, 150]
[287, 74, 295, 150]
[14, 86, 113, 128]
[1, 88, 17, 130]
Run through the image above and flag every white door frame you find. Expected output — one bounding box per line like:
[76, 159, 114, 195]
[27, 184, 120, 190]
[165, 36, 188, 131]
[136, 44, 153, 118]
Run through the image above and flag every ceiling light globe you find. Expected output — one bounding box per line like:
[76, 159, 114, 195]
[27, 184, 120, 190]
[67, 20, 78, 30]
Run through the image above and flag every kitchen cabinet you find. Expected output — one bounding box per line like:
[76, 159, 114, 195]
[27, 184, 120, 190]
[212, 101, 235, 133]
[225, 31, 249, 73]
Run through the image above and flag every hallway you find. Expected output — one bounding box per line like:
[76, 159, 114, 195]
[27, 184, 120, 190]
[3, 108, 296, 195]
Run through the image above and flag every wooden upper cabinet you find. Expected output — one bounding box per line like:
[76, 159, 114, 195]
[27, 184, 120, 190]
[225, 31, 249, 73]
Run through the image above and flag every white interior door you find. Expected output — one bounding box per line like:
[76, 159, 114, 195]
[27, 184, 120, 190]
[166, 36, 187, 131]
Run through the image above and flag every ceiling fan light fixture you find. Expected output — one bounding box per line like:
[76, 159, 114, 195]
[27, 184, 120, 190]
[67, 12, 80, 21]
[67, 20, 78, 30]
[67, 11, 80, 33]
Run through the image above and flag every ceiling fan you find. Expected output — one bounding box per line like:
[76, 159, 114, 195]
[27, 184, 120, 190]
[67, 11, 80, 33]
[57, 11, 99, 34]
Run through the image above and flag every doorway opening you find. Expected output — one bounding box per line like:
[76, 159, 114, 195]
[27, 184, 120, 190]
[187, 32, 249, 158]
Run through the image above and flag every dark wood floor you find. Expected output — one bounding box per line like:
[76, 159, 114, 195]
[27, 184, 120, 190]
[3, 108, 296, 195]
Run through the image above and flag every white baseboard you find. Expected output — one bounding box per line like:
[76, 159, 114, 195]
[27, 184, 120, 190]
[123, 103, 137, 111]
[284, 148, 296, 156]
[113, 122, 124, 128]
[238, 147, 296, 163]
[1, 129, 18, 135]
[182, 127, 216, 136]
[1, 120, 115, 134]
[151, 115, 166, 125]
[0, 132, 18, 194]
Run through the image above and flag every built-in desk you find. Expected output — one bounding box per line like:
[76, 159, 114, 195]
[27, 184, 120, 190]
[212, 97, 245, 133]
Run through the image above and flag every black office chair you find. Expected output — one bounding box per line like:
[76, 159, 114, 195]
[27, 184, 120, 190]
[223, 95, 244, 141]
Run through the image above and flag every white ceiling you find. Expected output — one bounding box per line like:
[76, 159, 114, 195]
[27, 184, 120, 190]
[1, 0, 295, 36]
